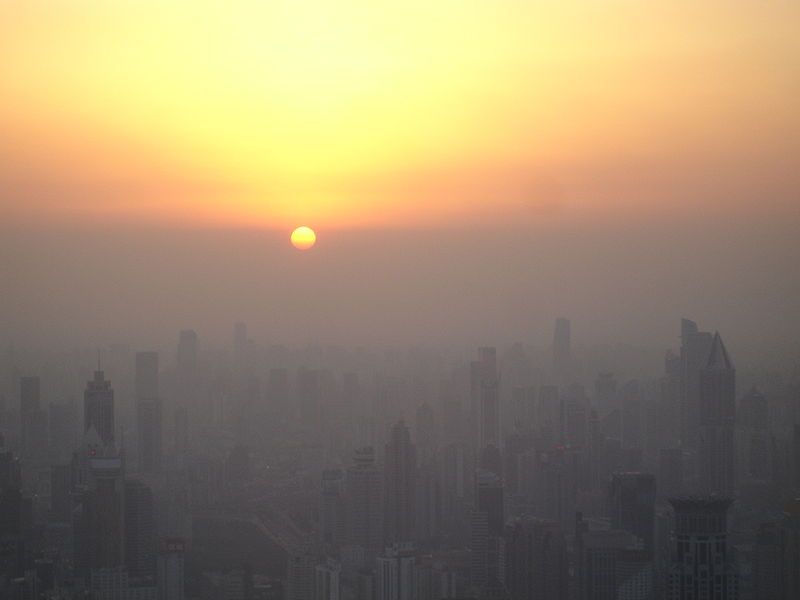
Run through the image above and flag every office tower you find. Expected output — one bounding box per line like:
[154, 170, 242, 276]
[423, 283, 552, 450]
[471, 470, 505, 592]
[553, 317, 571, 378]
[658, 350, 682, 450]
[158, 539, 185, 600]
[49, 400, 78, 460]
[739, 386, 771, 481]
[320, 469, 346, 549]
[84, 370, 115, 446]
[384, 420, 417, 544]
[20, 376, 47, 458]
[124, 479, 155, 583]
[608, 473, 656, 553]
[471, 347, 500, 451]
[376, 543, 416, 600]
[679, 319, 713, 450]
[135, 352, 162, 473]
[287, 549, 317, 600]
[698, 333, 736, 495]
[75, 448, 125, 577]
[346, 447, 383, 552]
[505, 517, 568, 600]
[668, 497, 737, 600]
[315, 558, 341, 600]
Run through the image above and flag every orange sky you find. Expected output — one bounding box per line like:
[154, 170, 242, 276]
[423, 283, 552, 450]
[1, 0, 798, 229]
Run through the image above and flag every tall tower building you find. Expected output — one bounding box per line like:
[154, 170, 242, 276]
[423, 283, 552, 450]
[471, 347, 500, 450]
[75, 449, 126, 576]
[376, 543, 416, 600]
[345, 447, 384, 552]
[668, 497, 737, 600]
[471, 469, 505, 592]
[125, 479, 156, 583]
[135, 352, 162, 473]
[608, 473, 656, 553]
[505, 517, 568, 600]
[20, 376, 47, 458]
[384, 420, 417, 544]
[698, 333, 736, 495]
[679, 319, 713, 450]
[84, 370, 115, 446]
[739, 386, 771, 481]
[315, 558, 341, 600]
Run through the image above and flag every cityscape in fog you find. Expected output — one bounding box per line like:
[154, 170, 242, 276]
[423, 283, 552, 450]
[1, 316, 799, 599]
[2, 1, 799, 599]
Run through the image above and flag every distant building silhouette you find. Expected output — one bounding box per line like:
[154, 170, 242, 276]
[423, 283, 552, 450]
[384, 420, 417, 544]
[346, 447, 383, 553]
[679, 319, 713, 450]
[505, 517, 568, 600]
[698, 333, 736, 495]
[83, 370, 115, 446]
[608, 472, 656, 553]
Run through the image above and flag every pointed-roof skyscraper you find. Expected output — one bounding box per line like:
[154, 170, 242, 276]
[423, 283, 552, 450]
[698, 332, 736, 495]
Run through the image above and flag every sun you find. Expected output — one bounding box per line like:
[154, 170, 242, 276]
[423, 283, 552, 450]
[290, 226, 316, 250]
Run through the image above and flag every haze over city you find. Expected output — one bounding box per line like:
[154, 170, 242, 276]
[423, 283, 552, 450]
[0, 2, 799, 600]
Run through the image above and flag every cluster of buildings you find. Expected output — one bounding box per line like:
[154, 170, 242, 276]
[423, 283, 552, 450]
[0, 318, 799, 599]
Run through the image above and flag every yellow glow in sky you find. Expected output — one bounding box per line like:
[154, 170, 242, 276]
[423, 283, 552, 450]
[1, 1, 798, 228]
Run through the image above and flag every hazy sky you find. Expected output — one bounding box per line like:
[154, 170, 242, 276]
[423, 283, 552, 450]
[1, 1, 798, 364]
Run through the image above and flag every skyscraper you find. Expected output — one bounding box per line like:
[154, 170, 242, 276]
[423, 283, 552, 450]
[668, 497, 737, 600]
[84, 370, 115, 446]
[679, 319, 713, 450]
[698, 333, 736, 495]
[608, 472, 656, 553]
[471, 347, 500, 451]
[135, 351, 162, 473]
[505, 517, 568, 600]
[346, 447, 383, 552]
[471, 469, 505, 592]
[376, 543, 416, 600]
[125, 479, 156, 583]
[20, 376, 47, 458]
[384, 420, 417, 544]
